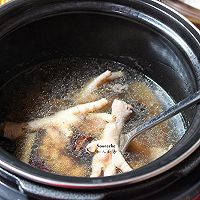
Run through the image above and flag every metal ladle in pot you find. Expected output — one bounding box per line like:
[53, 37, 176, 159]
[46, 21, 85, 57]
[120, 90, 200, 152]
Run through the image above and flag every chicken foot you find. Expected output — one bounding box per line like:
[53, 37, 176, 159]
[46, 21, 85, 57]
[3, 98, 108, 140]
[86, 99, 133, 177]
[76, 70, 124, 103]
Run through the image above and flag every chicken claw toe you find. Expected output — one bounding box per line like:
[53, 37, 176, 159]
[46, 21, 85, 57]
[86, 141, 98, 153]
[112, 151, 132, 173]
[90, 154, 103, 177]
[104, 163, 116, 176]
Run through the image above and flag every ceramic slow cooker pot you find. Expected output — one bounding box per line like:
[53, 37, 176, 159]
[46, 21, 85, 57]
[0, 0, 200, 199]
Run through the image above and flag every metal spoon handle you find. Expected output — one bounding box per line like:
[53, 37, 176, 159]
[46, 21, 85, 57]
[121, 90, 200, 152]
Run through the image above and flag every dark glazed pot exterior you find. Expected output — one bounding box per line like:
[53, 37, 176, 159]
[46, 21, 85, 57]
[0, 0, 200, 192]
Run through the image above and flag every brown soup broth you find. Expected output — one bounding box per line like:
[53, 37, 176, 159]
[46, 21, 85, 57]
[0, 57, 186, 177]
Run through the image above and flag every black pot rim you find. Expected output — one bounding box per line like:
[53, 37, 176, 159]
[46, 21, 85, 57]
[0, 0, 200, 189]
